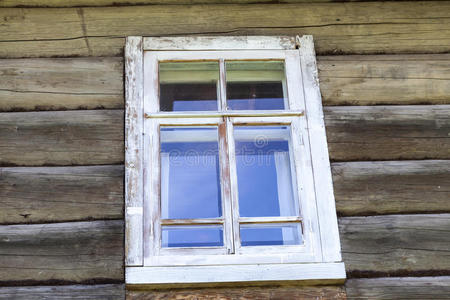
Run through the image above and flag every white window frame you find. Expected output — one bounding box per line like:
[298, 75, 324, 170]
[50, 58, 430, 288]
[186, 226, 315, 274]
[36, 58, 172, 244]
[125, 35, 345, 287]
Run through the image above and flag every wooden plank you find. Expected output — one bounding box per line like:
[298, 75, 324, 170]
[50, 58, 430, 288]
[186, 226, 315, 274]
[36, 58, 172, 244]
[0, 220, 123, 283]
[324, 105, 450, 161]
[318, 54, 450, 106]
[346, 277, 450, 299]
[127, 285, 346, 299]
[2, 54, 449, 112]
[0, 284, 125, 300]
[333, 160, 450, 216]
[0, 57, 123, 112]
[340, 214, 450, 276]
[0, 166, 123, 224]
[0, 2, 449, 58]
[0, 110, 124, 166]
[0, 106, 448, 166]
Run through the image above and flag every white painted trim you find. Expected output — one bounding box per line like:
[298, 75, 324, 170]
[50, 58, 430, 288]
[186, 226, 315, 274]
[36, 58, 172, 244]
[298, 35, 342, 262]
[125, 36, 144, 267]
[126, 262, 346, 285]
[143, 36, 296, 51]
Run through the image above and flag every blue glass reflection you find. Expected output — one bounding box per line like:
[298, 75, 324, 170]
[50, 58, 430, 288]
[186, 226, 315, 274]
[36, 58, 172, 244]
[162, 226, 224, 248]
[240, 224, 302, 246]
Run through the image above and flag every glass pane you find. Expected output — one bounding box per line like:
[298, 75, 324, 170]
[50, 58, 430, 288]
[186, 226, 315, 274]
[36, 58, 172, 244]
[160, 127, 222, 219]
[162, 225, 224, 248]
[159, 62, 219, 111]
[234, 126, 297, 217]
[226, 61, 287, 110]
[240, 223, 302, 246]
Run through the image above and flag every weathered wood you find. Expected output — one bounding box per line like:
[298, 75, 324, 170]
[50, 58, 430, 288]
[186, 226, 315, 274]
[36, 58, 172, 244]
[0, 166, 123, 224]
[319, 54, 450, 106]
[1, 54, 449, 112]
[0, 220, 123, 283]
[0, 284, 125, 300]
[324, 105, 450, 161]
[0, 57, 123, 112]
[0, 2, 449, 58]
[333, 160, 450, 216]
[127, 285, 346, 300]
[340, 214, 450, 276]
[346, 277, 450, 299]
[0, 110, 124, 166]
[1, 106, 448, 166]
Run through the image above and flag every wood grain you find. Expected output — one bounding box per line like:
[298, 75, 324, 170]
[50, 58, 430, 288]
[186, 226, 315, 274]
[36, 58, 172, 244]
[340, 214, 450, 276]
[0, 220, 124, 283]
[319, 54, 450, 106]
[127, 285, 346, 299]
[0, 58, 123, 112]
[2, 54, 449, 112]
[346, 276, 450, 299]
[0, 166, 123, 224]
[333, 160, 450, 216]
[0, 2, 449, 58]
[324, 105, 450, 161]
[1, 106, 448, 166]
[0, 110, 124, 166]
[0, 284, 125, 300]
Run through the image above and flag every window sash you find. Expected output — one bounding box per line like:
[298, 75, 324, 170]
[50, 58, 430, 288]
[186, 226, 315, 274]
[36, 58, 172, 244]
[143, 116, 322, 264]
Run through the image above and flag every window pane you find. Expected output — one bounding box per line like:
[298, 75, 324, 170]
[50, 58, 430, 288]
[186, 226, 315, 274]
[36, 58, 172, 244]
[160, 127, 222, 219]
[234, 126, 297, 217]
[240, 223, 302, 246]
[162, 225, 224, 248]
[159, 62, 219, 111]
[226, 61, 286, 110]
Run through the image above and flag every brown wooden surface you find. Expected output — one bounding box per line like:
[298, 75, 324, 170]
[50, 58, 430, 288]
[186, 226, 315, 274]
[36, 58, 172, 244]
[2, 54, 448, 112]
[318, 54, 450, 106]
[1, 106, 447, 166]
[0, 110, 124, 166]
[1, 160, 449, 224]
[340, 214, 450, 276]
[0, 2, 449, 58]
[333, 160, 450, 216]
[324, 105, 450, 161]
[0, 58, 123, 112]
[0, 166, 123, 224]
[0, 220, 123, 283]
[127, 285, 346, 299]
[0, 284, 125, 300]
[346, 276, 450, 299]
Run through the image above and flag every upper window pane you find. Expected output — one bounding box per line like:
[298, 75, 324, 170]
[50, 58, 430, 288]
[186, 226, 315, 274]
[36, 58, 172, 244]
[159, 62, 219, 111]
[234, 126, 297, 217]
[160, 127, 222, 219]
[226, 61, 287, 110]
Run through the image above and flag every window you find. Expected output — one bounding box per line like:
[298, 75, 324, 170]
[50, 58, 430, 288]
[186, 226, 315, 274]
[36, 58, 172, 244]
[125, 36, 345, 286]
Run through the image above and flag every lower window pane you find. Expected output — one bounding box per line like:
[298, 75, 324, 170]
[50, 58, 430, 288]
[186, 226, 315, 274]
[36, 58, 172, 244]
[162, 225, 224, 248]
[240, 223, 302, 246]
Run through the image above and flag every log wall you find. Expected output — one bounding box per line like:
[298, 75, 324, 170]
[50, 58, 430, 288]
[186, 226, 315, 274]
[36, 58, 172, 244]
[0, 0, 449, 299]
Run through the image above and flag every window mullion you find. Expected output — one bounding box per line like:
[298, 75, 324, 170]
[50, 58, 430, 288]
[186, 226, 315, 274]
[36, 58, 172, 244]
[219, 58, 227, 111]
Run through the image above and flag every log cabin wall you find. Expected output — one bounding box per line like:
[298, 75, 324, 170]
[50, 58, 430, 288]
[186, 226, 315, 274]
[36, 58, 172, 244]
[0, 1, 449, 299]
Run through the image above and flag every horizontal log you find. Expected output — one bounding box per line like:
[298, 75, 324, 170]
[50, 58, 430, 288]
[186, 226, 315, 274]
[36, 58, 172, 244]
[0, 106, 448, 166]
[333, 160, 450, 216]
[0, 2, 449, 58]
[0, 220, 123, 283]
[0, 58, 123, 112]
[346, 277, 450, 299]
[127, 285, 346, 299]
[340, 214, 450, 276]
[324, 105, 450, 161]
[0, 110, 124, 166]
[0, 284, 125, 299]
[318, 54, 450, 106]
[2, 160, 449, 224]
[2, 54, 449, 112]
[0, 166, 124, 224]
